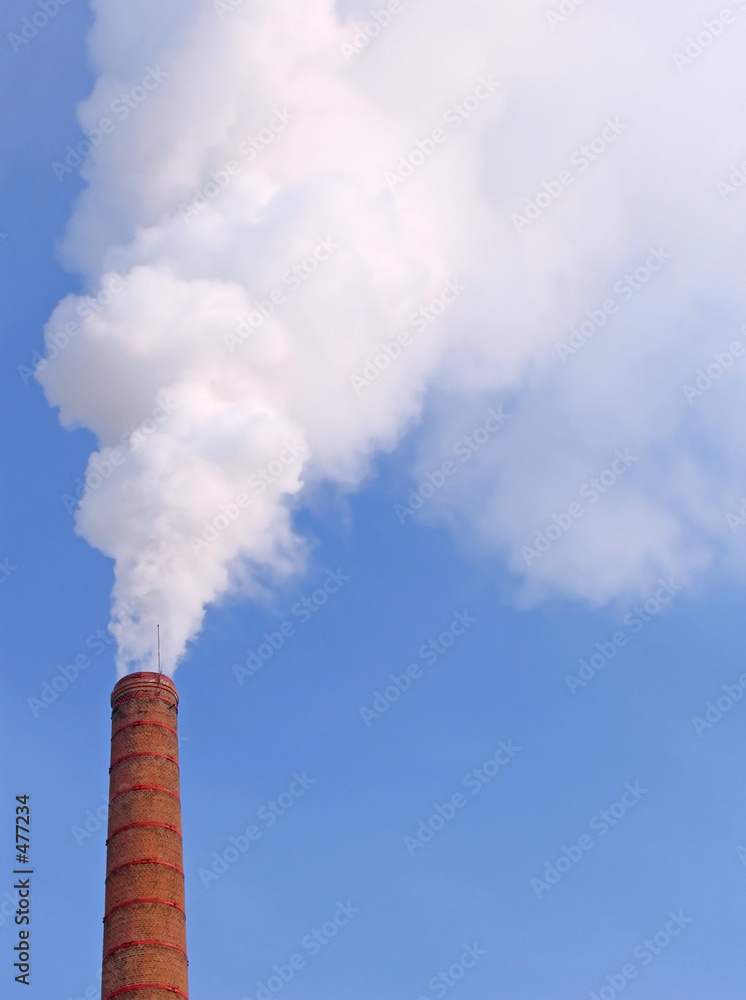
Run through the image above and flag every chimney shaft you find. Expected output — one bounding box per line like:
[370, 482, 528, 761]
[102, 672, 189, 1000]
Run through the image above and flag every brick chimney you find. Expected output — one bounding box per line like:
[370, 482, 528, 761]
[102, 672, 189, 1000]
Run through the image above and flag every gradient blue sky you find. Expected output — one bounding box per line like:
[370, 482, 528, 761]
[3, 2, 746, 999]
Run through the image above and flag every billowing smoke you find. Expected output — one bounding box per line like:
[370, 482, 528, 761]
[39, 0, 746, 673]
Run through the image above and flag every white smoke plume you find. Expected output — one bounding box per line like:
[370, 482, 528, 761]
[38, 0, 746, 673]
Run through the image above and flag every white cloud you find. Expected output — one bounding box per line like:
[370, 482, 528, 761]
[37, 0, 746, 671]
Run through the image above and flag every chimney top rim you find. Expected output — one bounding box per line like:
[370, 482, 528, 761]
[111, 672, 179, 706]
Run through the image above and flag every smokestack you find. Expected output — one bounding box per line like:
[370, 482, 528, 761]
[102, 673, 189, 1000]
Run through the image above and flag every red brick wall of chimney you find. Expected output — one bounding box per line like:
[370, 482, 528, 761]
[102, 672, 189, 1000]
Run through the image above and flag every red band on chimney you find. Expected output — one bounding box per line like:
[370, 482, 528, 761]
[107, 821, 182, 842]
[109, 784, 181, 804]
[112, 720, 178, 738]
[104, 897, 186, 921]
[103, 986, 189, 1000]
[106, 858, 185, 880]
[113, 691, 180, 710]
[104, 939, 189, 961]
[110, 751, 180, 770]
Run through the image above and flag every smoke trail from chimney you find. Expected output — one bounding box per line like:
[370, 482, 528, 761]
[36, 1, 746, 672]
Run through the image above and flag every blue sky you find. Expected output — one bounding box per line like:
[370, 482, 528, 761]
[3, 2, 746, 998]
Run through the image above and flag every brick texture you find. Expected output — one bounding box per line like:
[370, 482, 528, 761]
[102, 673, 189, 1000]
